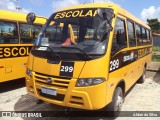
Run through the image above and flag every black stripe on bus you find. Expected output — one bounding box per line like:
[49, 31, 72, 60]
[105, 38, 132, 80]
[109, 46, 152, 73]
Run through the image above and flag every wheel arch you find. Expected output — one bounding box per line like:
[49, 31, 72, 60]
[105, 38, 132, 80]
[114, 80, 126, 97]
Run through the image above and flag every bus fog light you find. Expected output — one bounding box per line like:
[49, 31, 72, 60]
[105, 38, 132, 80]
[76, 78, 105, 87]
[26, 68, 32, 77]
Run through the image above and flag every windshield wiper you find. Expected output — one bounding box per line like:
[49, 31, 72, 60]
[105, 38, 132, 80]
[61, 46, 93, 60]
[47, 46, 62, 60]
[32, 46, 62, 61]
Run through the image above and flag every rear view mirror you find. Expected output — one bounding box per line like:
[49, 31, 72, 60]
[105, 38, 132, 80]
[97, 8, 115, 31]
[97, 8, 115, 20]
[98, 9, 107, 20]
[26, 13, 36, 24]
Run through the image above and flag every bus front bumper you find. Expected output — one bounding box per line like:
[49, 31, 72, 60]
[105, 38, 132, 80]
[26, 73, 107, 110]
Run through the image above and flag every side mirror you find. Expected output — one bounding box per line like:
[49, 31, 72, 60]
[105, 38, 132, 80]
[26, 13, 36, 24]
[97, 8, 115, 20]
[98, 9, 107, 20]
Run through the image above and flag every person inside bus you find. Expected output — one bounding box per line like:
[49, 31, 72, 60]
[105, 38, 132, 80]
[61, 23, 75, 46]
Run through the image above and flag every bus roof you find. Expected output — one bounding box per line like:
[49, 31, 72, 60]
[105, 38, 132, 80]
[0, 10, 46, 24]
[58, 2, 150, 29]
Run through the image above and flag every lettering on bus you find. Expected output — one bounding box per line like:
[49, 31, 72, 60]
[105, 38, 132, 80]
[138, 48, 150, 58]
[110, 59, 120, 71]
[0, 46, 32, 58]
[60, 61, 74, 77]
[54, 9, 98, 19]
[123, 51, 134, 62]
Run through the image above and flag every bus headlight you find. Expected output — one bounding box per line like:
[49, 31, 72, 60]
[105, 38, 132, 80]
[76, 78, 106, 87]
[26, 68, 32, 77]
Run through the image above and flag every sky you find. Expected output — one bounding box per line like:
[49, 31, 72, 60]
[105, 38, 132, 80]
[0, 0, 160, 22]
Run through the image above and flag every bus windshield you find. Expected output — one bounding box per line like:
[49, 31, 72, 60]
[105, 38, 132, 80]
[33, 8, 114, 60]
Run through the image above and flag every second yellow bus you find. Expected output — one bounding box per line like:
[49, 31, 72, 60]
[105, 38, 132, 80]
[0, 10, 46, 83]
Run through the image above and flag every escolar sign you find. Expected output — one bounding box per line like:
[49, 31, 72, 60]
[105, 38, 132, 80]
[0, 46, 32, 58]
[54, 9, 98, 19]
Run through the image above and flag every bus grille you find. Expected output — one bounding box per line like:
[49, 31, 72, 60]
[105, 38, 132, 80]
[34, 72, 71, 89]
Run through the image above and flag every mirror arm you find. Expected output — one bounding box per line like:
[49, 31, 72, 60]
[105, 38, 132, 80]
[106, 18, 113, 31]
[36, 16, 48, 22]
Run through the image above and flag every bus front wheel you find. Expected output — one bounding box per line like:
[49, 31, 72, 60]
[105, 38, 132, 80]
[106, 87, 124, 117]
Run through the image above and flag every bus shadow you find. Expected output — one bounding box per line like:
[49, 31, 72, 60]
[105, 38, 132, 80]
[0, 78, 25, 93]
[124, 83, 136, 97]
[125, 70, 160, 98]
[14, 94, 114, 120]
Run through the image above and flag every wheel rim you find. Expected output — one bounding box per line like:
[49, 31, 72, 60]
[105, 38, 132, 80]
[116, 93, 123, 111]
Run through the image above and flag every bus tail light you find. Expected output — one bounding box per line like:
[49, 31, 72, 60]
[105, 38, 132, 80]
[76, 78, 106, 87]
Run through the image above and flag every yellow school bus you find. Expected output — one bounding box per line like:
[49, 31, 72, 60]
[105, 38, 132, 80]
[0, 10, 46, 83]
[26, 3, 152, 115]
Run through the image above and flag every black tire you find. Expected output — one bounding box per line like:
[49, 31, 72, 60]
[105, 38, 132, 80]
[106, 87, 124, 117]
[137, 67, 146, 83]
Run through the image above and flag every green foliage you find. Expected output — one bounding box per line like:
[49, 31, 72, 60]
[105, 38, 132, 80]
[152, 47, 160, 62]
[153, 47, 160, 52]
[152, 55, 160, 62]
[147, 18, 160, 33]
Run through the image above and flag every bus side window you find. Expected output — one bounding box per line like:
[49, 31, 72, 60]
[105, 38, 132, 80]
[146, 30, 151, 44]
[135, 24, 142, 46]
[0, 21, 18, 44]
[142, 27, 147, 45]
[127, 20, 136, 47]
[20, 23, 41, 44]
[111, 18, 127, 54]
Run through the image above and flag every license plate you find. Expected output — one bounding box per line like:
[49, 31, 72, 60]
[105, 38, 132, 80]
[41, 87, 57, 96]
